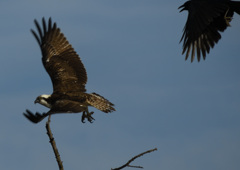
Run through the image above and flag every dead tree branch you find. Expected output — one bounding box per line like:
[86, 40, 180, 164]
[46, 115, 64, 170]
[111, 148, 157, 170]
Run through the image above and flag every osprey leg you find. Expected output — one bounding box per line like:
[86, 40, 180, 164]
[81, 108, 95, 123]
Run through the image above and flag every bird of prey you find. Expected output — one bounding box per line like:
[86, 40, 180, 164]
[24, 18, 115, 123]
[179, 0, 240, 62]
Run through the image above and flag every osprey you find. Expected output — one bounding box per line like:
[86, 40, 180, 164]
[179, 0, 240, 62]
[24, 18, 115, 123]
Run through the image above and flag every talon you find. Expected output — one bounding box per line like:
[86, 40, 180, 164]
[87, 112, 95, 123]
[224, 8, 232, 26]
[81, 110, 95, 123]
[81, 111, 86, 123]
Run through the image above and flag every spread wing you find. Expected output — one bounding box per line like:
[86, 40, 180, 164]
[23, 110, 49, 123]
[31, 18, 87, 93]
[179, 1, 230, 62]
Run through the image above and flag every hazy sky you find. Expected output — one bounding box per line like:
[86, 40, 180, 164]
[1, 1, 240, 170]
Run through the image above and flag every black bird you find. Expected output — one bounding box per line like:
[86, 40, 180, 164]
[23, 18, 115, 123]
[179, 0, 240, 62]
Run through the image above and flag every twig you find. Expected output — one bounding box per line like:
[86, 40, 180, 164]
[111, 148, 157, 170]
[46, 115, 64, 170]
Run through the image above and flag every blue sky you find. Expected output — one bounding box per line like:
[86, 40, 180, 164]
[0, 0, 240, 170]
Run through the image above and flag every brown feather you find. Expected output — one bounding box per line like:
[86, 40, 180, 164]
[24, 18, 115, 124]
[31, 17, 87, 93]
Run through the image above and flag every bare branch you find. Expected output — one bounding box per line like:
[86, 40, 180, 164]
[46, 115, 64, 170]
[111, 148, 157, 170]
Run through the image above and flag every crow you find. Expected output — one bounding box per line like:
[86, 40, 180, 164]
[179, 0, 240, 62]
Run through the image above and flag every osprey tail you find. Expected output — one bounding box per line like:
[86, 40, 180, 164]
[87, 93, 115, 113]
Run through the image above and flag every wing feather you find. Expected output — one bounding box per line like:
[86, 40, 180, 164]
[31, 17, 87, 93]
[179, 0, 231, 62]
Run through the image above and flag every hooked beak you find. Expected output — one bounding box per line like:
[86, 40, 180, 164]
[34, 99, 39, 104]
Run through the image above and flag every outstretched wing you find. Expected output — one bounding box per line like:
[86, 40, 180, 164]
[23, 110, 49, 123]
[31, 18, 87, 93]
[179, 1, 230, 62]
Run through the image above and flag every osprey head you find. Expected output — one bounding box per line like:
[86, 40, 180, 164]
[35, 94, 52, 108]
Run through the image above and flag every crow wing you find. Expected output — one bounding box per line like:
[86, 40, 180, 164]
[179, 0, 231, 62]
[31, 18, 87, 93]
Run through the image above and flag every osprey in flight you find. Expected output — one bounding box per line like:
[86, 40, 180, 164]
[179, 0, 240, 62]
[24, 18, 115, 123]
